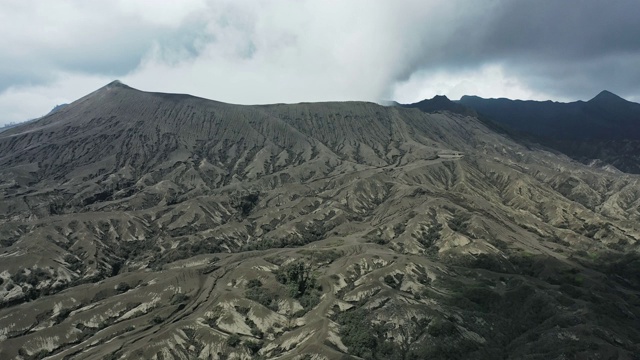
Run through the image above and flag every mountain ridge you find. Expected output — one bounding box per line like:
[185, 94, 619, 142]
[588, 89, 628, 104]
[453, 90, 640, 174]
[1, 82, 639, 359]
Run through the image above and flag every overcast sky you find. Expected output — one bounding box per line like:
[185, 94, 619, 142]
[1, 0, 640, 125]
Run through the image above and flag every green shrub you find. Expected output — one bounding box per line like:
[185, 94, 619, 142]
[226, 334, 241, 347]
[427, 318, 458, 338]
[383, 274, 404, 289]
[448, 213, 470, 234]
[336, 309, 378, 358]
[171, 293, 189, 305]
[275, 262, 313, 297]
[64, 254, 84, 272]
[11, 268, 51, 286]
[235, 306, 250, 316]
[273, 261, 322, 312]
[244, 340, 263, 354]
[246, 279, 263, 288]
[237, 193, 259, 216]
[115, 282, 131, 293]
[246, 285, 279, 310]
[384, 274, 396, 288]
[420, 223, 443, 247]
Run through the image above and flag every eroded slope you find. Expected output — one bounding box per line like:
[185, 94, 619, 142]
[0, 83, 639, 359]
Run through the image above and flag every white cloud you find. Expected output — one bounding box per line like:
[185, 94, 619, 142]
[391, 64, 560, 103]
[118, 1, 479, 105]
[0, 73, 111, 124]
[125, 1, 398, 103]
[2, 0, 460, 123]
[115, 0, 207, 28]
[0, 0, 639, 126]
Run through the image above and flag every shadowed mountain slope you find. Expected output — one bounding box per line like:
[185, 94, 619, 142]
[1, 82, 640, 359]
[456, 92, 640, 173]
[402, 95, 478, 118]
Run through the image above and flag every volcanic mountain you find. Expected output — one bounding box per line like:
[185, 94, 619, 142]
[455, 91, 640, 174]
[0, 81, 639, 359]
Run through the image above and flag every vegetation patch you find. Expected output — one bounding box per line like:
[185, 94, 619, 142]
[274, 261, 322, 312]
[417, 222, 442, 248]
[299, 249, 342, 265]
[383, 273, 404, 290]
[245, 278, 279, 310]
[226, 334, 242, 347]
[233, 193, 260, 217]
[448, 213, 470, 235]
[336, 308, 470, 360]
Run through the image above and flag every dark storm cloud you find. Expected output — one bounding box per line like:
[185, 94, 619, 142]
[481, 0, 640, 99]
[396, 0, 640, 100]
[511, 53, 640, 100]
[482, 1, 640, 60]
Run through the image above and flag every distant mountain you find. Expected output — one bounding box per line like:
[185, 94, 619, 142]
[458, 91, 640, 140]
[0, 123, 18, 133]
[453, 92, 640, 173]
[0, 120, 35, 134]
[0, 104, 69, 133]
[403, 95, 478, 117]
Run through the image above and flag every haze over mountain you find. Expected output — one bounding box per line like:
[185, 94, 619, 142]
[0, 104, 69, 135]
[1, 82, 639, 359]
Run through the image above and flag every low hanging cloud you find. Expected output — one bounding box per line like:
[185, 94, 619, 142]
[1, 0, 640, 125]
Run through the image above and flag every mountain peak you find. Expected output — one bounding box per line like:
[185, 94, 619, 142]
[104, 79, 131, 89]
[431, 94, 450, 101]
[411, 95, 452, 107]
[588, 90, 626, 104]
[404, 94, 477, 116]
[107, 79, 124, 86]
[81, 80, 135, 99]
[94, 80, 133, 94]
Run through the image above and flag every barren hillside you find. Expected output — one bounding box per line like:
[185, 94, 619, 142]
[1, 82, 639, 359]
